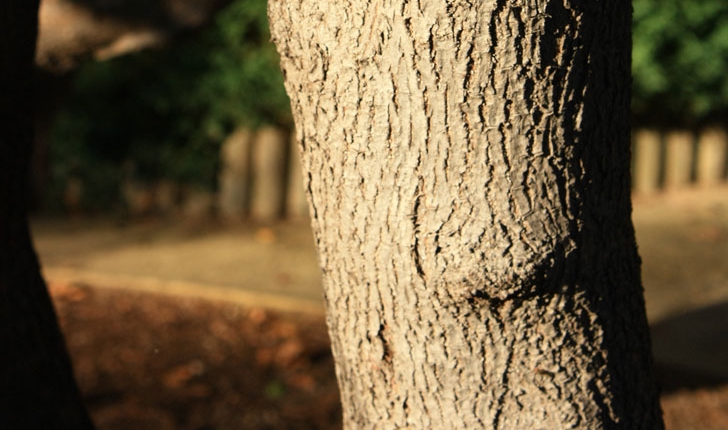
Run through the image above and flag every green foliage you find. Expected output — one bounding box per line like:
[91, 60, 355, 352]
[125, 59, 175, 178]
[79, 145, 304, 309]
[48, 0, 728, 209]
[48, 0, 290, 206]
[632, 0, 728, 124]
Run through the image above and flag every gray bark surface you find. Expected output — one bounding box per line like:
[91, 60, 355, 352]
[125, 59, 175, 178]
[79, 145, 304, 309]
[269, 0, 664, 428]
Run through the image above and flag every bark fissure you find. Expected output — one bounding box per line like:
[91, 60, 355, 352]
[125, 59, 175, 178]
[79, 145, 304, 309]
[492, 343, 515, 429]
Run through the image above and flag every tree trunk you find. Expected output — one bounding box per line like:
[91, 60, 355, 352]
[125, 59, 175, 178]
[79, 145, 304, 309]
[269, 0, 664, 428]
[0, 2, 94, 428]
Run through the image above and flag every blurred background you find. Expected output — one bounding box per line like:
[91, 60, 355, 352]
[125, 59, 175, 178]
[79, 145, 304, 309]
[30, 0, 728, 218]
[26, 0, 728, 428]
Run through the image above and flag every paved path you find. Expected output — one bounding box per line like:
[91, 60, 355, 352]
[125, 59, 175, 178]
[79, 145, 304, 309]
[34, 219, 325, 314]
[32, 186, 728, 381]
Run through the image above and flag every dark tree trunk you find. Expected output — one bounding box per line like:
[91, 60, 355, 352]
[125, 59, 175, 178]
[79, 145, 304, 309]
[0, 1, 94, 428]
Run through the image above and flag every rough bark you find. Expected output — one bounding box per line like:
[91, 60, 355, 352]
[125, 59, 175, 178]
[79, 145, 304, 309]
[269, 0, 664, 428]
[0, 1, 94, 428]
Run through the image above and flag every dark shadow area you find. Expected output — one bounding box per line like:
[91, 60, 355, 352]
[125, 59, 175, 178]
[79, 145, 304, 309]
[651, 301, 728, 393]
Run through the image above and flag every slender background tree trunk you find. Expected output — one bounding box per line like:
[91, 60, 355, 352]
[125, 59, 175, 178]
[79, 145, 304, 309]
[269, 0, 664, 428]
[0, 2, 94, 427]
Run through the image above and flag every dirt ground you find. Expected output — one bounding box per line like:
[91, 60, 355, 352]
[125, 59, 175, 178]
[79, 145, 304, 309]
[49, 283, 728, 430]
[35, 186, 728, 429]
[50, 283, 341, 430]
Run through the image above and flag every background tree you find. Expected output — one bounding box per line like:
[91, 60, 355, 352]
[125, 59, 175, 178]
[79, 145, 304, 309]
[269, 0, 664, 428]
[0, 1, 93, 427]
